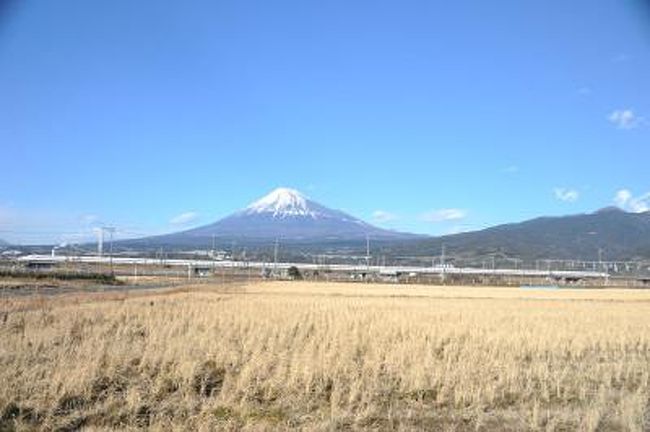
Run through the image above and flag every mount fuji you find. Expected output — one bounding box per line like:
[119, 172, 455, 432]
[127, 188, 422, 247]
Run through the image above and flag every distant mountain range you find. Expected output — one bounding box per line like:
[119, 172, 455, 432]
[0, 239, 9, 247]
[387, 206, 650, 262]
[121, 188, 421, 248]
[116, 189, 650, 261]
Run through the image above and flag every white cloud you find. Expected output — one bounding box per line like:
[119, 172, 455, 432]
[80, 214, 102, 226]
[614, 189, 632, 208]
[614, 189, 650, 213]
[608, 109, 643, 129]
[633, 196, 650, 213]
[554, 187, 579, 203]
[443, 225, 469, 235]
[612, 53, 629, 63]
[0, 204, 162, 245]
[169, 211, 199, 225]
[371, 210, 397, 223]
[0, 206, 104, 244]
[420, 208, 467, 223]
[503, 165, 519, 174]
[577, 87, 592, 96]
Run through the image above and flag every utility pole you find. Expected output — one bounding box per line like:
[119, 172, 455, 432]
[96, 228, 104, 256]
[366, 234, 370, 270]
[598, 248, 604, 271]
[441, 244, 446, 283]
[365, 234, 371, 283]
[273, 238, 279, 274]
[101, 226, 116, 274]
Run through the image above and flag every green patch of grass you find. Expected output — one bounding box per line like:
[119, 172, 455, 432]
[213, 406, 237, 421]
[245, 407, 287, 424]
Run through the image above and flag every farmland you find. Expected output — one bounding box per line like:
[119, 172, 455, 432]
[2, 281, 650, 430]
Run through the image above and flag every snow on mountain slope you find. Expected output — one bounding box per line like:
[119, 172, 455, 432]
[244, 188, 319, 218]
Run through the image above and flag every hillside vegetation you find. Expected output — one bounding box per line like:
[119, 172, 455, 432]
[391, 208, 650, 262]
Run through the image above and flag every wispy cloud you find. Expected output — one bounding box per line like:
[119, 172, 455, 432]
[371, 210, 397, 223]
[169, 211, 200, 225]
[611, 53, 629, 63]
[614, 189, 650, 213]
[80, 214, 102, 226]
[0, 204, 161, 245]
[502, 165, 519, 174]
[554, 187, 579, 203]
[443, 225, 471, 235]
[608, 109, 644, 129]
[577, 86, 592, 96]
[420, 208, 466, 223]
[614, 189, 632, 208]
[0, 206, 104, 244]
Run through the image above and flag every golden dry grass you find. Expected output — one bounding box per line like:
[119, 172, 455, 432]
[1, 281, 650, 431]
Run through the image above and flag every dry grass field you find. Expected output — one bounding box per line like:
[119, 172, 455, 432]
[2, 281, 650, 431]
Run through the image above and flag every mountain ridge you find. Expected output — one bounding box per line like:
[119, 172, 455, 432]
[115, 189, 650, 261]
[122, 188, 422, 248]
[387, 208, 650, 261]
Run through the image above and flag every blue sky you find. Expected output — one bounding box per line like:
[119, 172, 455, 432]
[1, 0, 649, 244]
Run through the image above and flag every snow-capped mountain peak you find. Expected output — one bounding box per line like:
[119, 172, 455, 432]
[126, 187, 422, 243]
[245, 188, 318, 218]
